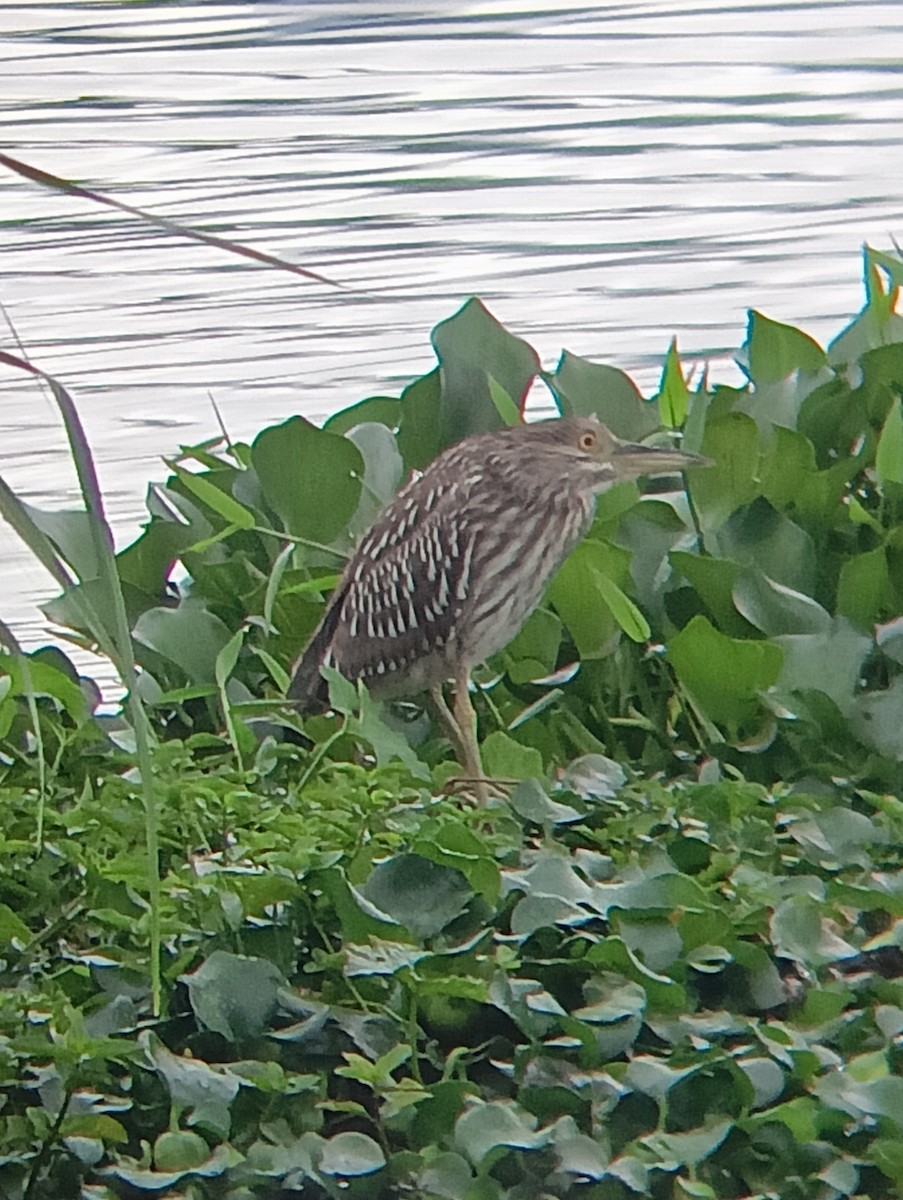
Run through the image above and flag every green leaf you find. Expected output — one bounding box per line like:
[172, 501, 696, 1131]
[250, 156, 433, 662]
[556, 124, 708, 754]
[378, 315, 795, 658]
[547, 349, 656, 440]
[774, 619, 871, 716]
[488, 375, 522, 427]
[0, 902, 31, 946]
[852, 676, 903, 760]
[508, 779, 583, 825]
[668, 615, 783, 729]
[0, 651, 87, 722]
[836, 546, 892, 627]
[689, 413, 760, 531]
[318, 1131, 385, 1178]
[344, 941, 427, 977]
[323, 395, 401, 436]
[771, 896, 858, 967]
[670, 552, 755, 638]
[348, 685, 430, 780]
[133, 600, 233, 685]
[876, 397, 903, 485]
[455, 1101, 551, 1166]
[418, 1151, 475, 1197]
[20, 503, 104, 580]
[481, 731, 544, 782]
[747, 310, 826, 384]
[591, 569, 650, 642]
[641, 1120, 733, 1169]
[164, 461, 256, 529]
[214, 629, 243, 689]
[182, 951, 285, 1041]
[141, 1032, 240, 1137]
[397, 368, 442, 471]
[357, 855, 472, 941]
[431, 298, 540, 445]
[547, 538, 631, 656]
[502, 606, 563, 683]
[716, 499, 817, 595]
[251, 416, 363, 542]
[154, 1131, 211, 1172]
[732, 570, 830, 636]
[657, 337, 690, 428]
[345, 421, 404, 540]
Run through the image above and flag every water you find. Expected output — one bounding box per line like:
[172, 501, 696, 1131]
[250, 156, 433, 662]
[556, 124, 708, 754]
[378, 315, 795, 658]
[2, 0, 902, 682]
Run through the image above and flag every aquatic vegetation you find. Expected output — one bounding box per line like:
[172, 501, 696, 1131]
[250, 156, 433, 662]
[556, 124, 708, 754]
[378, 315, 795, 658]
[2, 248, 903, 1197]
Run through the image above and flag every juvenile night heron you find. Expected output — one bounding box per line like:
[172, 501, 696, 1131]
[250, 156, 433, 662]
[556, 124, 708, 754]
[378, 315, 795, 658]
[288, 415, 704, 801]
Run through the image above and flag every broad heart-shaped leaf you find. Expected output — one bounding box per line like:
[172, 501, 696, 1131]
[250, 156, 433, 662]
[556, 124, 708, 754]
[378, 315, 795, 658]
[182, 951, 285, 1041]
[746, 310, 826, 385]
[851, 676, 903, 760]
[141, 1031, 240, 1137]
[115, 513, 201, 596]
[508, 778, 583, 825]
[770, 896, 858, 967]
[715, 499, 817, 596]
[347, 686, 430, 780]
[836, 545, 893, 628]
[669, 552, 757, 638]
[20, 502, 105, 581]
[357, 854, 473, 941]
[455, 1100, 551, 1166]
[689, 412, 760, 532]
[396, 368, 442, 471]
[546, 350, 657, 441]
[481, 731, 544, 782]
[323, 394, 401, 436]
[251, 416, 363, 543]
[133, 599, 233, 685]
[774, 619, 871, 717]
[502, 606, 563, 683]
[546, 538, 632, 657]
[732, 569, 831, 636]
[344, 421, 404, 540]
[431, 298, 541, 446]
[154, 1131, 210, 1173]
[104, 1144, 236, 1191]
[641, 1120, 733, 1169]
[318, 1131, 385, 1178]
[668, 615, 783, 729]
[759, 426, 850, 529]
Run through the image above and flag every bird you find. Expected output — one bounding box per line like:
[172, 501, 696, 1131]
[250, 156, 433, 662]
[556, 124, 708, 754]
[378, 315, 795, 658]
[288, 414, 705, 802]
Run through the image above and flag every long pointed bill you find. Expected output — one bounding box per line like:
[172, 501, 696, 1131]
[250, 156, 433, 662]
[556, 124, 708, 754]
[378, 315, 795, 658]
[610, 438, 710, 481]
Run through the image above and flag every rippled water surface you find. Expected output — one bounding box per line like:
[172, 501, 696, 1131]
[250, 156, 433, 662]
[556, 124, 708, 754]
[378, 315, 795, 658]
[2, 0, 903, 669]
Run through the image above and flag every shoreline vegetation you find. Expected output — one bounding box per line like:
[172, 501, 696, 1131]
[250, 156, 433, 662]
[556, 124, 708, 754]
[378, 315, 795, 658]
[3, 159, 903, 1197]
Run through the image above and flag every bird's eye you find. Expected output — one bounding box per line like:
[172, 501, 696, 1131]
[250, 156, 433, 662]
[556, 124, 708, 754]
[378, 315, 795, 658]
[578, 430, 597, 451]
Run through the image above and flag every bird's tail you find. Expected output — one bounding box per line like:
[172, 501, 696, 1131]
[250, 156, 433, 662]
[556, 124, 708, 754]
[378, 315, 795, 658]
[286, 587, 348, 713]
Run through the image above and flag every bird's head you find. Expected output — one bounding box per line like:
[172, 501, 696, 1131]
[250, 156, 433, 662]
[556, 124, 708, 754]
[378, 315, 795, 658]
[527, 414, 708, 492]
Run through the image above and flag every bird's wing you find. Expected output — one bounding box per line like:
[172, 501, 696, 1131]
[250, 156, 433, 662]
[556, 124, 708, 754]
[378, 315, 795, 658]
[330, 481, 473, 685]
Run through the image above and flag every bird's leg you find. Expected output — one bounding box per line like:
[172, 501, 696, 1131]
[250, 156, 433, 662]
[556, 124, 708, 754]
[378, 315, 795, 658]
[429, 685, 466, 761]
[452, 662, 490, 808]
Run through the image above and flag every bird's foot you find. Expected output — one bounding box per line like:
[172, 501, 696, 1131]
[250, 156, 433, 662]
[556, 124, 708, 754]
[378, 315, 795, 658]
[439, 775, 516, 807]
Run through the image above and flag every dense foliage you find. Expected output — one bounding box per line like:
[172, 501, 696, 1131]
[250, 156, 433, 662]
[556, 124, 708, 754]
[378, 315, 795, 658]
[2, 246, 903, 1198]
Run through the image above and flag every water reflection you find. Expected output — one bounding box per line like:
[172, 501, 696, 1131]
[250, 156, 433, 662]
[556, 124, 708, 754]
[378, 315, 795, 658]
[2, 0, 902, 680]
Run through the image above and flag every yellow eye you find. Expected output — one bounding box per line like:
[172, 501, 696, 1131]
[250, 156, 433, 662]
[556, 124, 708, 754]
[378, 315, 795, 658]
[578, 430, 597, 451]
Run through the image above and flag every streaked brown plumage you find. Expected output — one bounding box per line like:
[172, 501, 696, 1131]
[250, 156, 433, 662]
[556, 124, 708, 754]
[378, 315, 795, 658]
[289, 415, 704, 801]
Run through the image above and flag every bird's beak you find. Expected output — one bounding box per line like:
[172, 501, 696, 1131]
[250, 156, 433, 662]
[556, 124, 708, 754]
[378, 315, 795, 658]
[610, 437, 711, 481]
